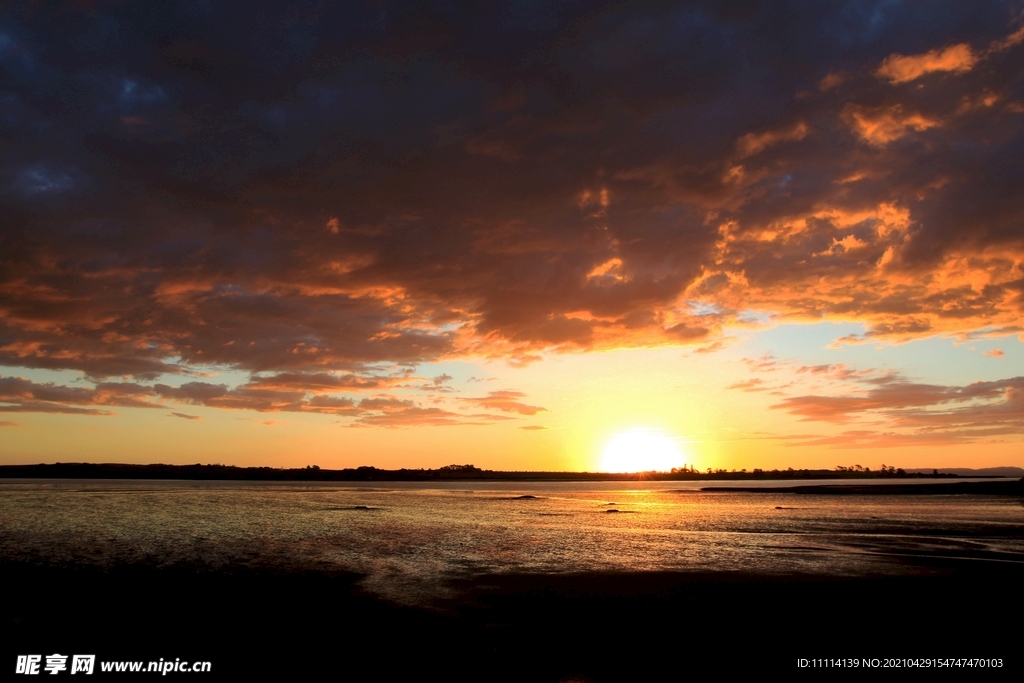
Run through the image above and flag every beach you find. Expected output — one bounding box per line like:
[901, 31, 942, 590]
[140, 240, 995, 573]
[3, 479, 1021, 678]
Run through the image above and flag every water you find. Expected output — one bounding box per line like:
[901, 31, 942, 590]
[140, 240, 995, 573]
[2, 478, 1022, 604]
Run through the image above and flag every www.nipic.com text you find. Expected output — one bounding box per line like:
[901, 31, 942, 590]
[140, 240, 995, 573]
[16, 655, 212, 675]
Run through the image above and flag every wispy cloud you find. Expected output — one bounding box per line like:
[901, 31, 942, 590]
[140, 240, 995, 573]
[458, 391, 548, 416]
[771, 372, 1024, 442]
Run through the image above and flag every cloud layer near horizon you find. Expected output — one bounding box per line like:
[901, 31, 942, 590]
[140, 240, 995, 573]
[727, 355, 1024, 447]
[2, 2, 1024, 421]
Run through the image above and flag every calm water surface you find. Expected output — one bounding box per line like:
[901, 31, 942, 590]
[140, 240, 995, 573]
[2, 479, 1022, 603]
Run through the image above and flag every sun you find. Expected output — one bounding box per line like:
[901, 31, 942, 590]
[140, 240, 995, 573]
[599, 428, 684, 473]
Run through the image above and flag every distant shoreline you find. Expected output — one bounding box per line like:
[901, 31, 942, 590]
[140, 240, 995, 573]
[1, 462, 1022, 485]
[700, 480, 1024, 495]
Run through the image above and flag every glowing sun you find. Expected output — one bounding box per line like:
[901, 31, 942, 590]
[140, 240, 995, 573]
[599, 428, 684, 473]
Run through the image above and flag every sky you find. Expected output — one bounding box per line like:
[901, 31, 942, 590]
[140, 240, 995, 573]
[2, 1, 1024, 472]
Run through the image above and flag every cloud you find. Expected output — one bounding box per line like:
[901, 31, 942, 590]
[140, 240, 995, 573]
[797, 363, 881, 381]
[953, 326, 1024, 343]
[736, 122, 808, 158]
[506, 355, 543, 368]
[245, 373, 395, 391]
[0, 376, 159, 414]
[664, 322, 711, 341]
[0, 420, 18, 426]
[989, 23, 1024, 52]
[730, 345, 1024, 445]
[983, 348, 1005, 357]
[843, 105, 940, 146]
[0, 371, 550, 428]
[351, 406, 514, 428]
[875, 20, 1024, 86]
[459, 391, 548, 416]
[876, 44, 978, 84]
[743, 354, 782, 372]
[154, 382, 229, 402]
[413, 372, 457, 392]
[771, 372, 1024, 441]
[772, 395, 883, 424]
[726, 379, 766, 392]
[1, 2, 1023, 432]
[520, 425, 548, 430]
[693, 340, 727, 354]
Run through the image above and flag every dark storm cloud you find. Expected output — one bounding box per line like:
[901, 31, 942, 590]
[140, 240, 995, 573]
[2, 1, 1024, 416]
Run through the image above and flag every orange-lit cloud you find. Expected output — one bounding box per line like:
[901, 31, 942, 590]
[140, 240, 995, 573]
[1, 3, 1023, 445]
[877, 44, 978, 84]
[843, 105, 940, 145]
[767, 368, 1024, 441]
[351, 406, 516, 427]
[458, 390, 548, 415]
[726, 378, 766, 392]
[736, 122, 808, 158]
[0, 373, 542, 429]
[0, 376, 158, 414]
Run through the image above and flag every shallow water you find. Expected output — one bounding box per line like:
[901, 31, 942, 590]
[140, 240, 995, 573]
[2, 478, 1021, 604]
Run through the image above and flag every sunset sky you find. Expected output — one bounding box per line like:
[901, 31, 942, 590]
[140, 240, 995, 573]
[2, 1, 1024, 472]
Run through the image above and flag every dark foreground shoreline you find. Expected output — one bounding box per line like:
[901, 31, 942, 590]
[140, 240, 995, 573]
[3, 557, 1020, 679]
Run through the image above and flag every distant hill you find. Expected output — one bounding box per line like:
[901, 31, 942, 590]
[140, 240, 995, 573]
[906, 467, 1024, 477]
